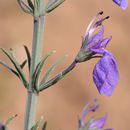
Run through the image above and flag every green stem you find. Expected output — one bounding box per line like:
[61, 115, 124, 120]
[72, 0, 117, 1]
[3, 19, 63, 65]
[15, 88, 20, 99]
[39, 60, 77, 91]
[24, 15, 44, 130]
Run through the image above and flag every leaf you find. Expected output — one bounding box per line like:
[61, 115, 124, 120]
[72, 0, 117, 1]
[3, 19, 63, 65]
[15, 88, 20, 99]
[45, 0, 65, 13]
[5, 114, 17, 130]
[34, 0, 40, 16]
[31, 116, 44, 130]
[27, 0, 34, 11]
[32, 50, 56, 90]
[17, 0, 33, 14]
[39, 55, 67, 87]
[24, 45, 31, 72]
[42, 121, 47, 130]
[20, 59, 27, 69]
[0, 61, 19, 77]
[1, 48, 28, 88]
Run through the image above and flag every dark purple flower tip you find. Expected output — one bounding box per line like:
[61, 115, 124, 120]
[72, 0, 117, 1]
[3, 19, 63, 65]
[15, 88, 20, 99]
[0, 123, 5, 130]
[93, 51, 119, 96]
[112, 0, 128, 9]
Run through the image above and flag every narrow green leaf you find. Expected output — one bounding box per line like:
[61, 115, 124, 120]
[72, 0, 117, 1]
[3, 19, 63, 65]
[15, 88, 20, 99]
[31, 116, 44, 130]
[20, 59, 27, 69]
[5, 114, 17, 130]
[39, 55, 67, 87]
[1, 48, 28, 88]
[45, 0, 65, 13]
[42, 122, 47, 130]
[17, 0, 33, 14]
[27, 0, 34, 11]
[24, 45, 31, 72]
[0, 61, 19, 77]
[32, 50, 56, 90]
[34, 0, 39, 16]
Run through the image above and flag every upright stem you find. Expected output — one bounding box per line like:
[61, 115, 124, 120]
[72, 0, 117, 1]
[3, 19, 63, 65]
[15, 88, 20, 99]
[24, 15, 44, 130]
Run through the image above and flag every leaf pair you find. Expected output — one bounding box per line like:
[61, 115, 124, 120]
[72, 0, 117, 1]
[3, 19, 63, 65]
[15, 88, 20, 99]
[1, 48, 28, 88]
[17, 0, 44, 16]
[0, 46, 67, 93]
[17, 0, 34, 15]
[31, 117, 47, 130]
[32, 50, 67, 92]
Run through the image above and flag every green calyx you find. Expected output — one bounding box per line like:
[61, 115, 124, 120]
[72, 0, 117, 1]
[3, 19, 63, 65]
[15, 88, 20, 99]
[75, 50, 95, 63]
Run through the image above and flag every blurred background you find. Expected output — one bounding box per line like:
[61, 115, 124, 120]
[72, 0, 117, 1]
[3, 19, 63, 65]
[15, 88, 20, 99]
[0, 0, 130, 130]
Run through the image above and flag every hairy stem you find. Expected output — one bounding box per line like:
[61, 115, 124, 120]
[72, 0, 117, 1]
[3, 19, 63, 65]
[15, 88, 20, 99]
[24, 15, 44, 130]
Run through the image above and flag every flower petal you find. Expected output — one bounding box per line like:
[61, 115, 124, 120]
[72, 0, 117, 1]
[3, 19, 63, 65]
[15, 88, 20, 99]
[93, 51, 119, 96]
[90, 114, 107, 129]
[87, 26, 104, 49]
[89, 36, 112, 53]
[99, 36, 112, 49]
[79, 98, 99, 127]
[112, 0, 128, 9]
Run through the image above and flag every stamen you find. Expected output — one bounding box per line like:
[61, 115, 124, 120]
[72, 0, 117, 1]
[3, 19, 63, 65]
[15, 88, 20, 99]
[99, 11, 103, 15]
[85, 11, 104, 36]
[105, 16, 110, 19]
[95, 16, 110, 27]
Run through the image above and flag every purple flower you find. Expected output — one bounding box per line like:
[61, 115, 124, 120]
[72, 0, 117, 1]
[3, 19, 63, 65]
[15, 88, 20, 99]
[79, 99, 113, 130]
[76, 12, 119, 96]
[112, 0, 128, 9]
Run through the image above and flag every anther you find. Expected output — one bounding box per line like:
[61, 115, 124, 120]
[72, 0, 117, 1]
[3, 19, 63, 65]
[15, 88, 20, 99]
[105, 16, 110, 19]
[99, 11, 103, 15]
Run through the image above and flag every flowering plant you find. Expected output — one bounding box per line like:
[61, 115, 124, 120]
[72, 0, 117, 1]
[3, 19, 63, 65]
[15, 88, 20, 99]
[0, 0, 128, 130]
